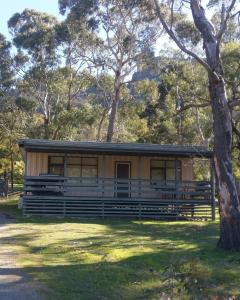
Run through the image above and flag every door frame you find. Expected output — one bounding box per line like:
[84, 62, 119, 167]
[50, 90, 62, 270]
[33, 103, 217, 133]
[115, 161, 131, 179]
[115, 161, 131, 198]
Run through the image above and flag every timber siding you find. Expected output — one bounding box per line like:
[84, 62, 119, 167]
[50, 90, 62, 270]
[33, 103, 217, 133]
[26, 152, 194, 181]
[26, 152, 48, 176]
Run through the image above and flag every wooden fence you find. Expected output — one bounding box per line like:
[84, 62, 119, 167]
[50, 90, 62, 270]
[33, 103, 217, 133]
[23, 176, 215, 220]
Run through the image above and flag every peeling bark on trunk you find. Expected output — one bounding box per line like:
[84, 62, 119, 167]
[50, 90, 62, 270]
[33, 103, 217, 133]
[106, 71, 121, 142]
[106, 93, 119, 142]
[44, 117, 50, 139]
[191, 0, 240, 250]
[210, 75, 240, 250]
[97, 108, 108, 142]
[67, 73, 73, 111]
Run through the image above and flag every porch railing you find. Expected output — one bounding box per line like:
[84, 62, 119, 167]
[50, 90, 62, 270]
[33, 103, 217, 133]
[22, 176, 215, 220]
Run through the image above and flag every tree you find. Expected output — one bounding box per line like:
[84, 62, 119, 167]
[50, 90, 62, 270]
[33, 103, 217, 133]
[0, 95, 29, 188]
[83, 73, 114, 141]
[135, 57, 212, 146]
[59, 0, 158, 142]
[0, 34, 14, 99]
[55, 18, 97, 111]
[8, 9, 98, 140]
[152, 0, 240, 249]
[0, 33, 21, 188]
[8, 9, 61, 139]
[8, 9, 59, 65]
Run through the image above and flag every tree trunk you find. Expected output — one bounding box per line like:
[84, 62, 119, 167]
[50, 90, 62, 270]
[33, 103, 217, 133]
[97, 108, 108, 141]
[106, 71, 121, 142]
[106, 96, 119, 142]
[67, 75, 73, 111]
[209, 74, 240, 250]
[191, 0, 240, 250]
[44, 117, 50, 139]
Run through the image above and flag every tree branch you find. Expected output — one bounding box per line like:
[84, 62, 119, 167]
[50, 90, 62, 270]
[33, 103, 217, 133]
[159, 102, 210, 122]
[178, 102, 210, 112]
[229, 100, 240, 108]
[230, 10, 240, 19]
[153, 0, 217, 77]
[216, 0, 237, 43]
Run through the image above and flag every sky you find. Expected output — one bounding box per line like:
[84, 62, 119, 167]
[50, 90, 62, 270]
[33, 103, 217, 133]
[1, 0, 62, 39]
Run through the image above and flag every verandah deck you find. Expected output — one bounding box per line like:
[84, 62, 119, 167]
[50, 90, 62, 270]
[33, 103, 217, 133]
[22, 176, 215, 220]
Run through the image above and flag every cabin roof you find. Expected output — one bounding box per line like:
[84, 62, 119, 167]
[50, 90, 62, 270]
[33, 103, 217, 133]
[19, 139, 213, 158]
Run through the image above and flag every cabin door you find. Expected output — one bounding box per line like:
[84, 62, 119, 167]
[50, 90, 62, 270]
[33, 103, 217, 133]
[115, 162, 131, 198]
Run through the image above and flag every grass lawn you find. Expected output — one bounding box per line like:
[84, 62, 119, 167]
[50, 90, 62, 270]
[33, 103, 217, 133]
[1, 195, 240, 300]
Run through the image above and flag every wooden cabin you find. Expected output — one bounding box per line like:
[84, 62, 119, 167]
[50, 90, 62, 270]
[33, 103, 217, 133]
[19, 139, 215, 220]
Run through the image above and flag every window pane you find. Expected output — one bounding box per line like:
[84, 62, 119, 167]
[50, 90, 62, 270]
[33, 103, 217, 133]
[50, 157, 64, 164]
[49, 166, 63, 176]
[67, 157, 81, 165]
[67, 166, 81, 177]
[166, 161, 175, 168]
[151, 160, 165, 168]
[82, 157, 97, 166]
[151, 169, 165, 180]
[82, 166, 97, 177]
[166, 168, 175, 181]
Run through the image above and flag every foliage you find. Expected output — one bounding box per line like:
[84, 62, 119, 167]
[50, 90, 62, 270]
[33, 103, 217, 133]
[175, 20, 201, 46]
[0, 1, 239, 184]
[8, 9, 59, 64]
[137, 59, 212, 146]
[0, 34, 14, 95]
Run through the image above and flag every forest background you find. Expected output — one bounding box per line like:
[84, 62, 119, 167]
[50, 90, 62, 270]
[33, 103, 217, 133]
[0, 0, 239, 186]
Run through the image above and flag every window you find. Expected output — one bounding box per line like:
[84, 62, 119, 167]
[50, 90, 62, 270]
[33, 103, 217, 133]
[150, 160, 181, 182]
[48, 156, 98, 178]
[67, 157, 81, 177]
[66, 156, 98, 177]
[81, 157, 98, 178]
[48, 156, 64, 176]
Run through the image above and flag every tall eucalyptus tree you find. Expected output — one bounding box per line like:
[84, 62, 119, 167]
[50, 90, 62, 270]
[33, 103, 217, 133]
[59, 0, 158, 142]
[8, 9, 60, 138]
[151, 0, 240, 249]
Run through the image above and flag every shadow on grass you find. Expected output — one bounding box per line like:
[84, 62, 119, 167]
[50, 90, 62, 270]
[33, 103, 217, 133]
[0, 195, 21, 218]
[0, 245, 239, 300]
[1, 202, 240, 299]
[17, 215, 220, 248]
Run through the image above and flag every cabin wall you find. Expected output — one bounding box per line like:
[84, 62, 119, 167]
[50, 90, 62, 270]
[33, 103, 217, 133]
[26, 151, 194, 181]
[26, 152, 48, 176]
[181, 158, 194, 181]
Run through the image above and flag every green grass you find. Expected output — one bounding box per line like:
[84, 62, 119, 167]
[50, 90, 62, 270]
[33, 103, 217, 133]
[1, 196, 240, 299]
[0, 193, 20, 212]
